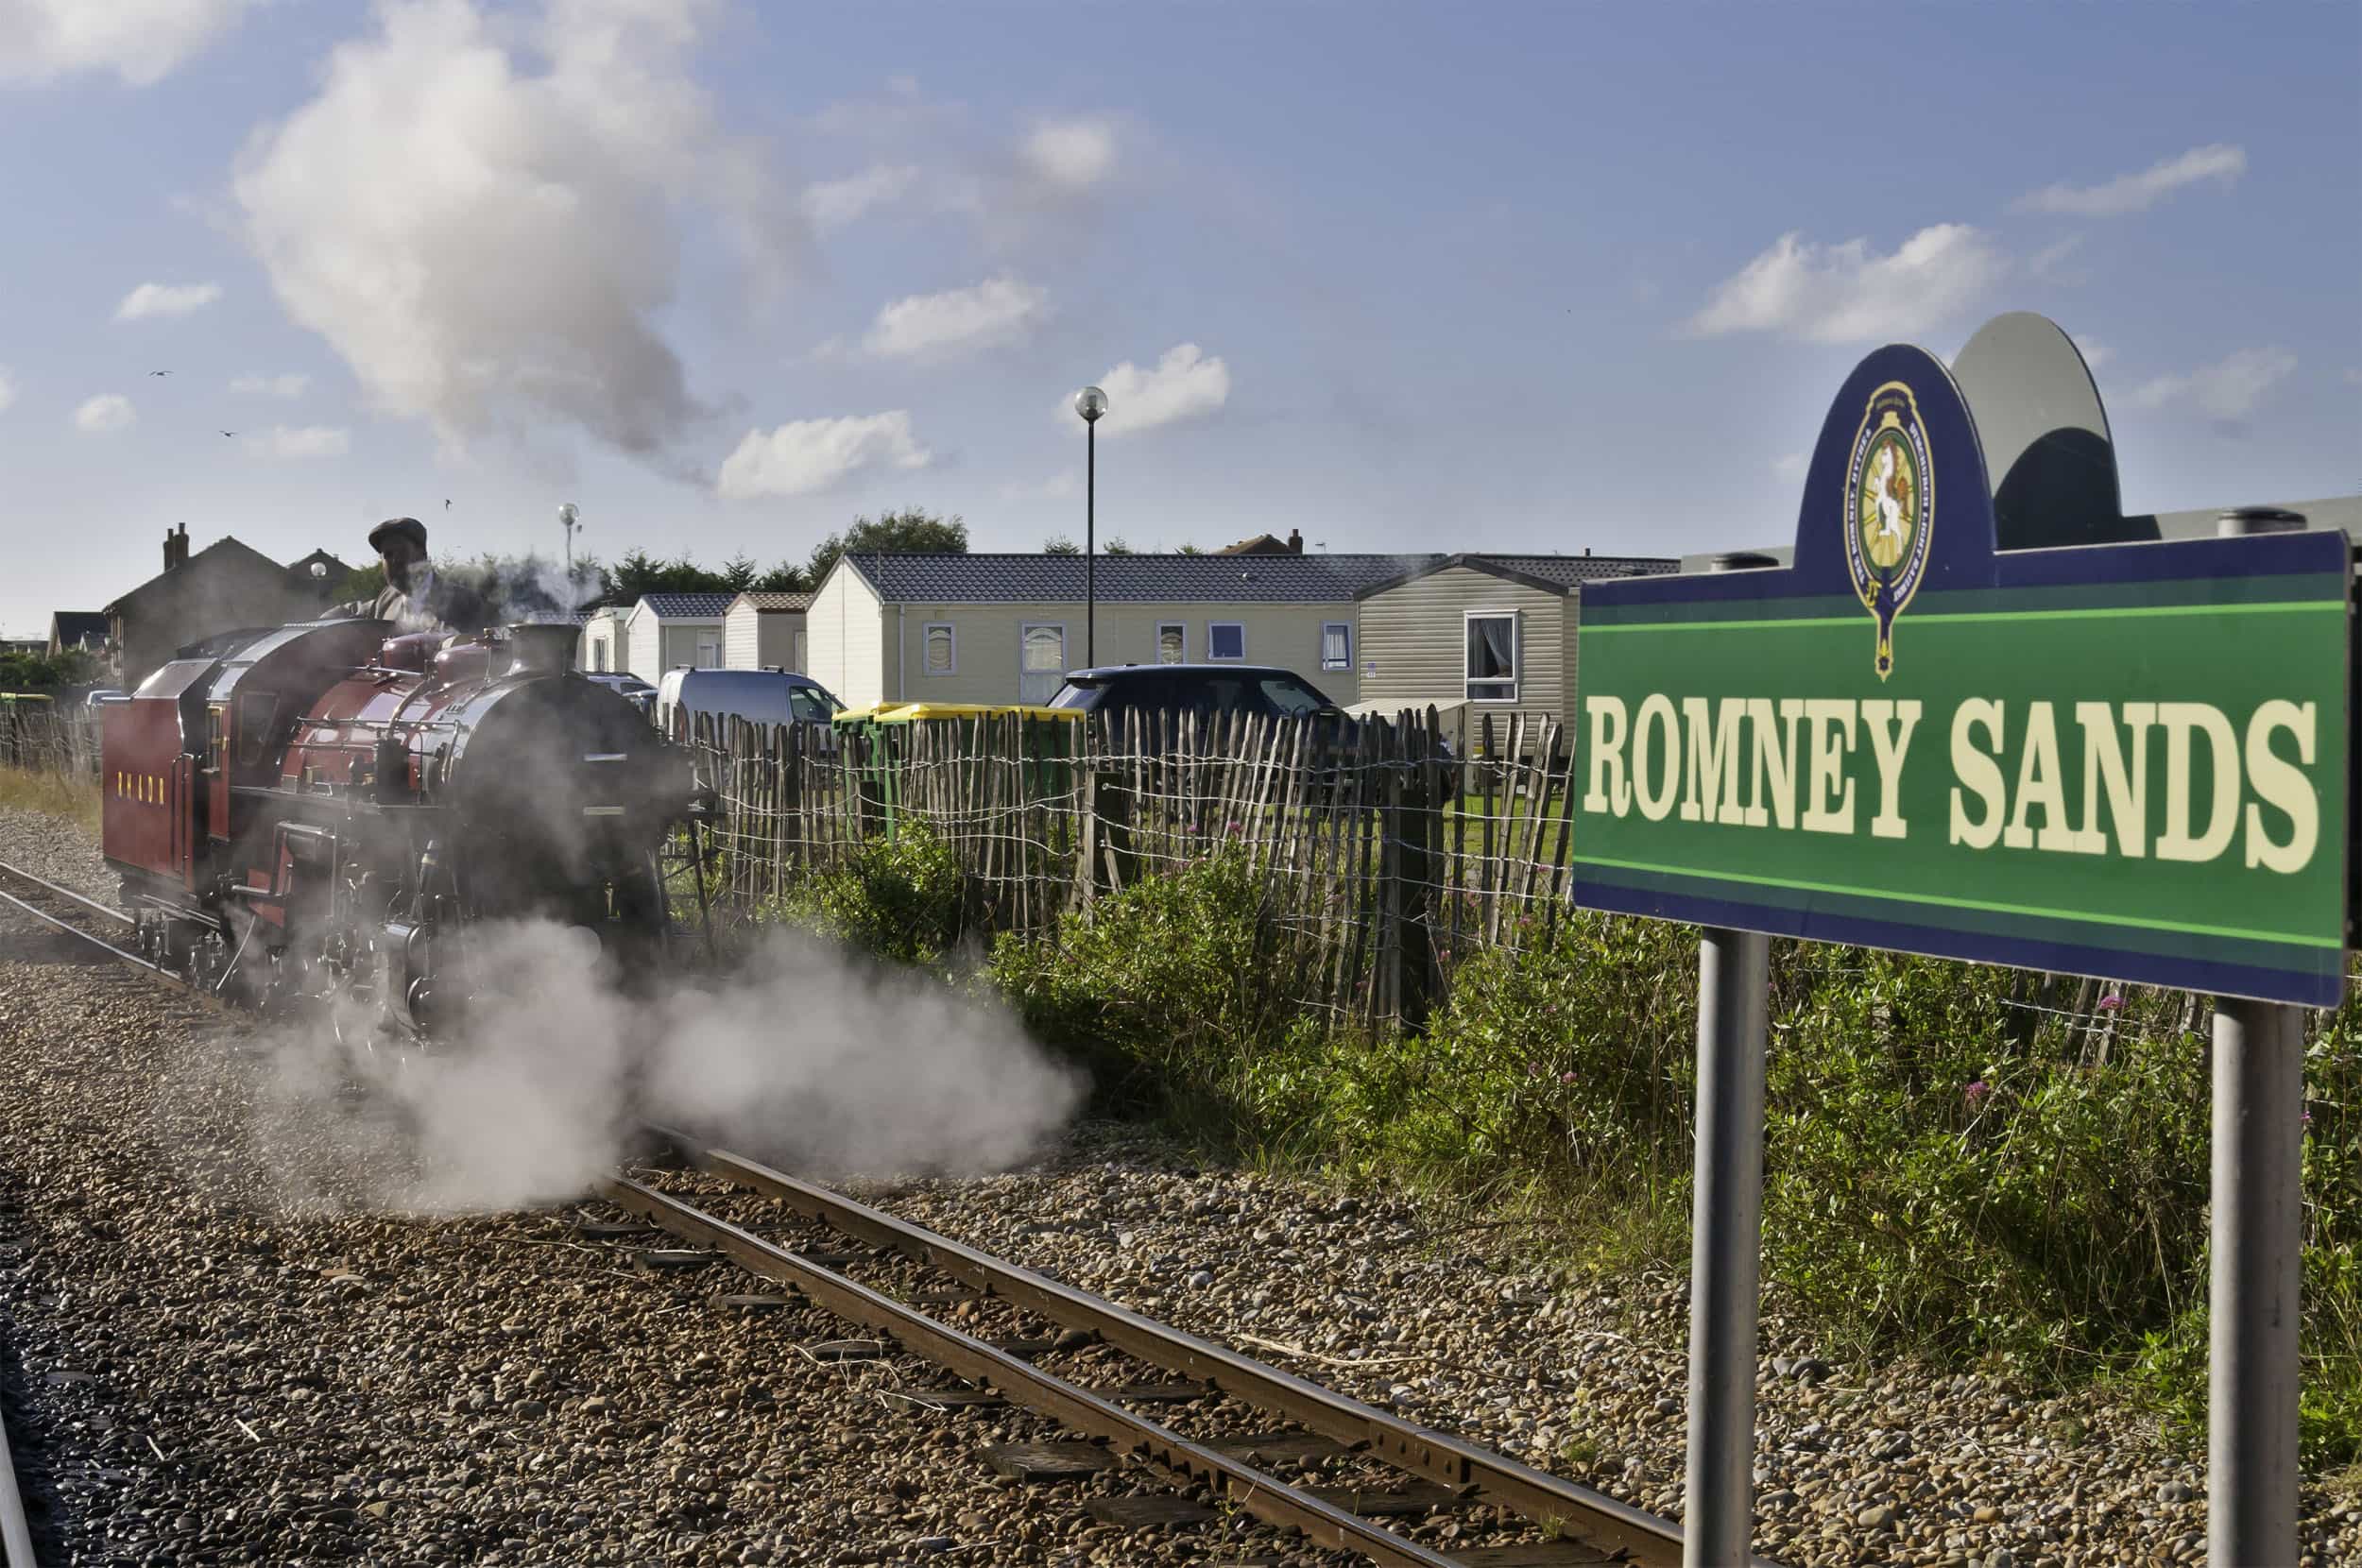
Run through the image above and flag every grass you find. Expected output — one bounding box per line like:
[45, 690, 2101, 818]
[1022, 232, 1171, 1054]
[0, 766, 100, 835]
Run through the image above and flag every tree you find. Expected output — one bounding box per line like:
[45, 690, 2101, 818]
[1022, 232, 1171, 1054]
[806, 507, 967, 587]
[0, 648, 99, 693]
[335, 562, 386, 605]
[1042, 534, 1081, 555]
[1102, 537, 1134, 556]
[752, 561, 812, 593]
[600, 549, 736, 602]
[721, 553, 759, 592]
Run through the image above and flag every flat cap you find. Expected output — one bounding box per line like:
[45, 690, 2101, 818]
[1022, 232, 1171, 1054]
[368, 516, 428, 554]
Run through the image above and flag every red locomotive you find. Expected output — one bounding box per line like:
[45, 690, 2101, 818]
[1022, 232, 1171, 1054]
[101, 616, 698, 1037]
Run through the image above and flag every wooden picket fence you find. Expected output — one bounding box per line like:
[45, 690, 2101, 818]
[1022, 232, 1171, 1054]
[676, 707, 1584, 1025]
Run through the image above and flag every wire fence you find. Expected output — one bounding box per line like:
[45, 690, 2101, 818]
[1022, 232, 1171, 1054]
[0, 704, 102, 781]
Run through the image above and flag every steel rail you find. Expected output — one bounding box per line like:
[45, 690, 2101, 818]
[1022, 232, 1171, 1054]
[647, 1130, 1726, 1567]
[600, 1174, 1470, 1567]
[0, 864, 155, 975]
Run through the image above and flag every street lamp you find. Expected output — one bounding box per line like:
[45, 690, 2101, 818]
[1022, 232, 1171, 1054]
[558, 502, 583, 580]
[1073, 385, 1108, 664]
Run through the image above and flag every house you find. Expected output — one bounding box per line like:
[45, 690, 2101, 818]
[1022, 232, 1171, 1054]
[578, 605, 631, 674]
[1352, 552, 1676, 744]
[807, 551, 1445, 710]
[47, 612, 109, 659]
[623, 593, 732, 681]
[105, 525, 350, 689]
[724, 591, 813, 672]
[1216, 529, 1305, 556]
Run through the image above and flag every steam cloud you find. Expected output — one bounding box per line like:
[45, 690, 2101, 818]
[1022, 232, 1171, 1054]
[251, 920, 1084, 1213]
[231, 0, 801, 461]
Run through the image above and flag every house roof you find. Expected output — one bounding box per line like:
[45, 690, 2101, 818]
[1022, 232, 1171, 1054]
[104, 536, 291, 616]
[840, 552, 1446, 605]
[727, 590, 814, 613]
[49, 612, 108, 648]
[1215, 533, 1298, 555]
[1353, 552, 1677, 600]
[634, 592, 735, 619]
[282, 548, 354, 584]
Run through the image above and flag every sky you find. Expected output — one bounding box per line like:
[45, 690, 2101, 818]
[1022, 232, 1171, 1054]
[1, 0, 2355, 637]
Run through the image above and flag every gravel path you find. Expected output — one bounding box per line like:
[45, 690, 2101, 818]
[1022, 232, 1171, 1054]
[0, 805, 115, 907]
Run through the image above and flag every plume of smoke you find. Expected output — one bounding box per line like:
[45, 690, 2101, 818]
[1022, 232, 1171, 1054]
[251, 919, 1084, 1214]
[231, 0, 803, 462]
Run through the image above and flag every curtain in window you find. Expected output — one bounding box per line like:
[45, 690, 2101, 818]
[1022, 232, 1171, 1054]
[924, 626, 953, 673]
[1157, 625, 1184, 663]
[1468, 617, 1513, 678]
[1322, 623, 1351, 668]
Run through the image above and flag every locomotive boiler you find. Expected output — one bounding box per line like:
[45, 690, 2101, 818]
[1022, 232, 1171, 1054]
[100, 616, 701, 1039]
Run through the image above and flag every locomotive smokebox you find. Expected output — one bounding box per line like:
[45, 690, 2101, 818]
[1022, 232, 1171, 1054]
[505, 622, 578, 678]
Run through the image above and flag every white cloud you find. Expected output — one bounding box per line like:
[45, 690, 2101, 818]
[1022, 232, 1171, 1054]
[865, 275, 1049, 358]
[800, 163, 918, 230]
[1685, 224, 2008, 345]
[717, 411, 930, 500]
[1021, 117, 1115, 191]
[230, 371, 311, 398]
[2028, 234, 2084, 278]
[2131, 347, 2296, 421]
[2017, 144, 2246, 218]
[0, 366, 15, 415]
[1067, 344, 1232, 437]
[74, 393, 135, 434]
[1000, 469, 1080, 503]
[113, 281, 221, 321]
[0, 0, 260, 86]
[1772, 452, 1806, 481]
[2070, 335, 2112, 371]
[232, 0, 802, 462]
[241, 424, 350, 459]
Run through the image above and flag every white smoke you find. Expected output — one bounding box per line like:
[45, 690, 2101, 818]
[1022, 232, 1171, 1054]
[231, 0, 802, 461]
[253, 920, 1083, 1213]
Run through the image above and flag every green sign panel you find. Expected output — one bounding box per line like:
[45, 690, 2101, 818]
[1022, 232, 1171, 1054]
[1571, 344, 2352, 1007]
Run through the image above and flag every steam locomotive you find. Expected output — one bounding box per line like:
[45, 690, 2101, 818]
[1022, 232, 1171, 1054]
[100, 617, 700, 1039]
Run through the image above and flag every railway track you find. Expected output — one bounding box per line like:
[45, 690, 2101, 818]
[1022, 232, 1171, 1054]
[602, 1133, 1715, 1567]
[0, 855, 1737, 1567]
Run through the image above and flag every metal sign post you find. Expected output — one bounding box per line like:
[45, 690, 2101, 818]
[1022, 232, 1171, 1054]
[2210, 505, 2308, 1565]
[1684, 924, 1769, 1567]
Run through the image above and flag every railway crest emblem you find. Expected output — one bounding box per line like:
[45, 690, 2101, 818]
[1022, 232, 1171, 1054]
[1842, 381, 1935, 678]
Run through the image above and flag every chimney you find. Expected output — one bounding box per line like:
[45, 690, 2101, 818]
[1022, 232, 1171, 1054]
[1287, 528, 1303, 554]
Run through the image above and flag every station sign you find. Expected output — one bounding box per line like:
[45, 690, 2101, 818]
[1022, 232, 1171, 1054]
[1571, 344, 2353, 1006]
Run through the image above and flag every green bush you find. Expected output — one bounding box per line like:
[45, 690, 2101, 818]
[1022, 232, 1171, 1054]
[777, 823, 965, 964]
[986, 847, 1300, 1106]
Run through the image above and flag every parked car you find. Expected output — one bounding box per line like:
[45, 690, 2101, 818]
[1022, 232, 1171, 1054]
[582, 672, 658, 719]
[656, 667, 842, 742]
[1048, 663, 1457, 792]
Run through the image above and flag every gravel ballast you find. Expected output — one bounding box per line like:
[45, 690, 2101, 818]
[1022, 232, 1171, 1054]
[0, 801, 2355, 1565]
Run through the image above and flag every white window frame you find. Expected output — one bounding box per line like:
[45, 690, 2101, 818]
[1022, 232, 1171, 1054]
[1320, 621, 1353, 672]
[921, 622, 957, 677]
[1464, 609, 1520, 703]
[694, 635, 722, 670]
[1018, 621, 1069, 699]
[1155, 622, 1187, 664]
[1207, 622, 1246, 661]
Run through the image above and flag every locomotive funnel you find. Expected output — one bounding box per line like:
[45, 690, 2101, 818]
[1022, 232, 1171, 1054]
[505, 622, 578, 678]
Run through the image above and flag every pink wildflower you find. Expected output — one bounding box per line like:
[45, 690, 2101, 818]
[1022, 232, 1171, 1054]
[1964, 1080, 1991, 1107]
[2097, 993, 2123, 1012]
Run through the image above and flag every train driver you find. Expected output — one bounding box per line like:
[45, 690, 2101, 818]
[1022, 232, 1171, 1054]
[333, 517, 488, 637]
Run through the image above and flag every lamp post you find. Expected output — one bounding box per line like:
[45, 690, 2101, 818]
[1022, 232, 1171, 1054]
[1073, 385, 1108, 665]
[558, 502, 582, 579]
